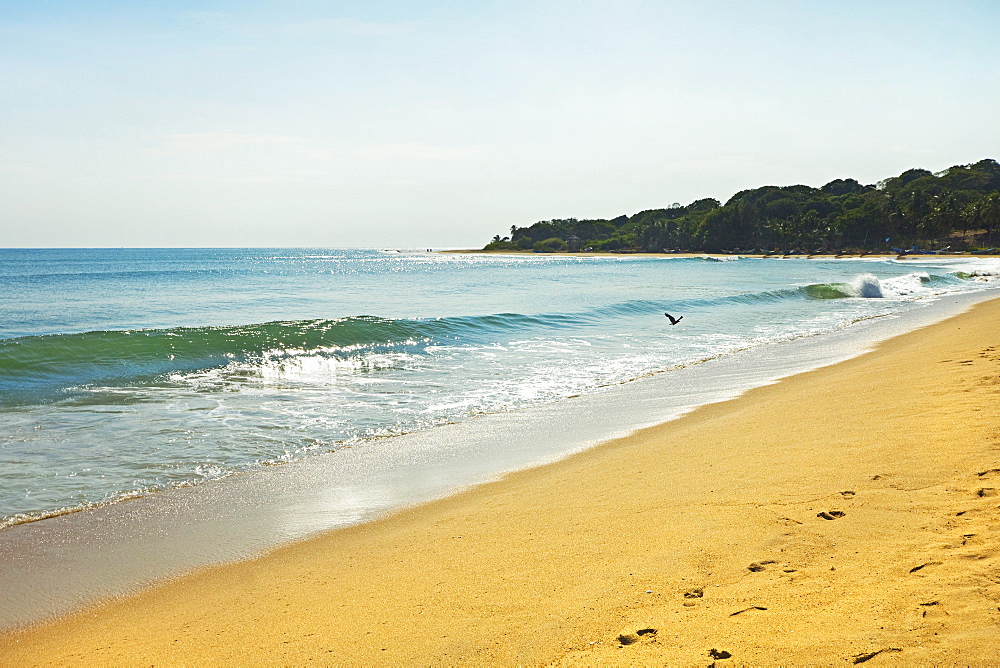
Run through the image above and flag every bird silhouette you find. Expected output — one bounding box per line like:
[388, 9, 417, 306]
[664, 313, 683, 325]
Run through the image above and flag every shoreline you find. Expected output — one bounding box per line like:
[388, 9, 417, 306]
[0, 289, 990, 633]
[440, 248, 999, 260]
[3, 298, 1000, 663]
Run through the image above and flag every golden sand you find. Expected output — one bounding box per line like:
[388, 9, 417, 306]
[3, 299, 1000, 665]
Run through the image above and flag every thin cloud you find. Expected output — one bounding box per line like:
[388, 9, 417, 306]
[158, 135, 478, 163]
[272, 18, 413, 37]
[359, 143, 481, 161]
[181, 12, 411, 38]
[127, 172, 331, 185]
[162, 133, 335, 160]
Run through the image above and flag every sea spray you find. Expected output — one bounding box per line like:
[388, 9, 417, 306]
[802, 271, 951, 300]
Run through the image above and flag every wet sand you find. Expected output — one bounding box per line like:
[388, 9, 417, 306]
[3, 299, 1000, 664]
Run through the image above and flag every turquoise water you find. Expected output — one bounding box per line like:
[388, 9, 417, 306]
[2, 248, 999, 528]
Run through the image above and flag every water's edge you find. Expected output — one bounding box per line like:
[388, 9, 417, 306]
[0, 289, 995, 632]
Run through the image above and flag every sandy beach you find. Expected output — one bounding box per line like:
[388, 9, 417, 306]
[3, 297, 1000, 665]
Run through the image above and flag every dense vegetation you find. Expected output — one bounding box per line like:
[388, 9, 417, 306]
[484, 159, 1000, 254]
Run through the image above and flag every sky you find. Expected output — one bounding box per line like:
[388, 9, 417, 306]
[2, 1, 999, 248]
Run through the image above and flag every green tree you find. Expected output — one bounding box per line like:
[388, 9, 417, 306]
[533, 237, 568, 252]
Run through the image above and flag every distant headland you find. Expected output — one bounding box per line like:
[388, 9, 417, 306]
[481, 159, 1000, 255]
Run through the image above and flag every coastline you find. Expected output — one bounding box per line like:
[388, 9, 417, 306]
[440, 248, 992, 259]
[3, 298, 1000, 663]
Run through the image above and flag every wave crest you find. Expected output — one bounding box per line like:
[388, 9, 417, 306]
[803, 272, 939, 300]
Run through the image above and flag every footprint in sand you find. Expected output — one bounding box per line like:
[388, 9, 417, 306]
[851, 647, 901, 663]
[976, 488, 997, 497]
[682, 588, 704, 606]
[730, 606, 767, 617]
[908, 561, 943, 574]
[817, 510, 846, 520]
[919, 601, 950, 618]
[617, 628, 657, 645]
[747, 560, 777, 572]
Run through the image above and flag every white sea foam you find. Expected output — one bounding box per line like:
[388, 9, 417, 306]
[849, 273, 885, 298]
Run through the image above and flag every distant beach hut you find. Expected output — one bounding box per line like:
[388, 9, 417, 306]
[567, 235, 583, 251]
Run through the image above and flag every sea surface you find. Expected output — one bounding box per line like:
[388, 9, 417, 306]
[2, 248, 1000, 531]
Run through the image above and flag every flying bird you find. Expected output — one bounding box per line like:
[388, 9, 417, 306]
[664, 313, 683, 325]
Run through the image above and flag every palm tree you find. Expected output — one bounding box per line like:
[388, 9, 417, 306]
[981, 193, 1000, 247]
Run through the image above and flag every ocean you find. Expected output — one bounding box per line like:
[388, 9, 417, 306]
[3, 247, 1000, 531]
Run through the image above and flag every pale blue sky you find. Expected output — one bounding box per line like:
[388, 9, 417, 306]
[2, 1, 998, 247]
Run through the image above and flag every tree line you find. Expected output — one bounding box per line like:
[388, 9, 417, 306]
[483, 158, 1000, 254]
